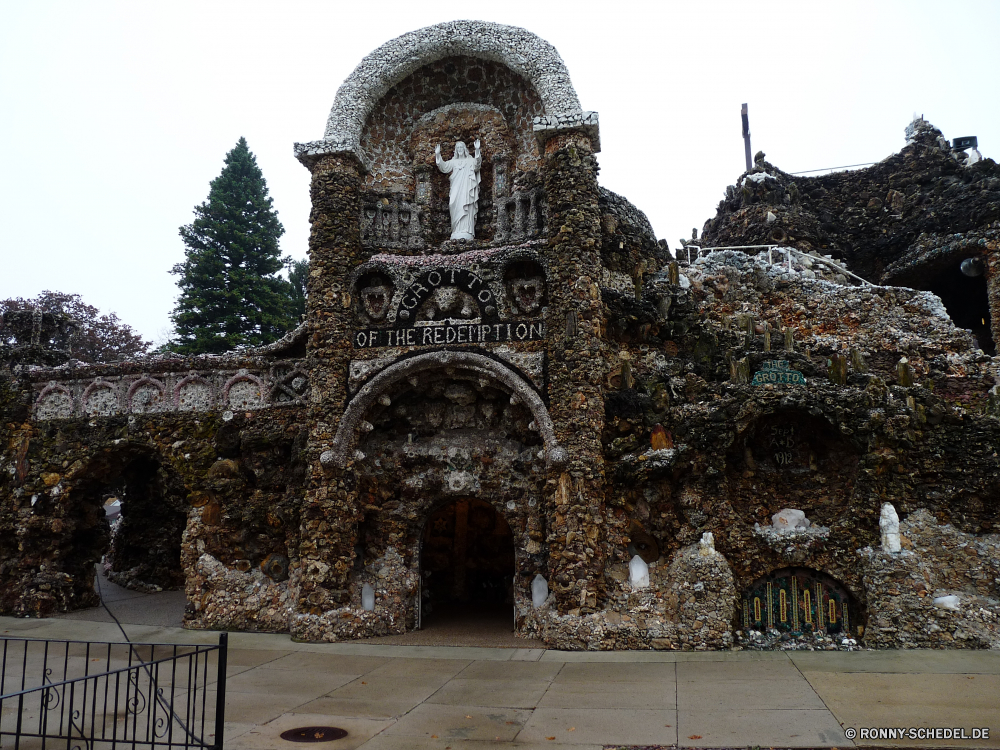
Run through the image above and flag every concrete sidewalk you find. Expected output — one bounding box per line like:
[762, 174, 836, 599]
[2, 614, 999, 750]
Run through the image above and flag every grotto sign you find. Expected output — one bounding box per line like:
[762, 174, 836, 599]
[354, 320, 544, 349]
[752, 360, 806, 386]
[396, 269, 495, 322]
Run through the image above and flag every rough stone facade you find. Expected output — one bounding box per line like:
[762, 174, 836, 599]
[3, 22, 1000, 651]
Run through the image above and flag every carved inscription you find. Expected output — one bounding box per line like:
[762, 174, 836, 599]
[769, 425, 796, 466]
[397, 269, 495, 322]
[354, 321, 544, 349]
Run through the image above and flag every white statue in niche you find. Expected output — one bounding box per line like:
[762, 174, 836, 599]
[435, 139, 482, 240]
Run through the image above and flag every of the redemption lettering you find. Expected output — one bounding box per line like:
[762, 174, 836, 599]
[354, 320, 544, 349]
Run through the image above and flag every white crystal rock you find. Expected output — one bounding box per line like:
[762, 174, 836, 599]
[933, 595, 960, 611]
[880, 502, 901, 553]
[771, 508, 810, 533]
[629, 555, 650, 588]
[531, 574, 549, 608]
[699, 531, 716, 555]
[361, 582, 375, 611]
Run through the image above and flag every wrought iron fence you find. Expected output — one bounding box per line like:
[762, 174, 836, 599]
[0, 634, 227, 749]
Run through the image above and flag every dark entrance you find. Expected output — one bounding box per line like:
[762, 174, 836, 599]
[420, 498, 515, 631]
[71, 449, 187, 603]
[926, 261, 995, 355]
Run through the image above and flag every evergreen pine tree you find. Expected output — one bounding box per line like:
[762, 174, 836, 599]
[286, 258, 309, 323]
[169, 138, 293, 354]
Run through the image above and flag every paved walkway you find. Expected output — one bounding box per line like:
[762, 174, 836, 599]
[2, 612, 999, 749]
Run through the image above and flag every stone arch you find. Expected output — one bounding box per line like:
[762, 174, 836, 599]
[175, 373, 214, 411]
[13, 443, 189, 615]
[223, 372, 267, 410]
[328, 21, 579, 147]
[82, 379, 119, 417]
[35, 382, 74, 419]
[326, 350, 564, 469]
[295, 21, 597, 168]
[126, 376, 167, 414]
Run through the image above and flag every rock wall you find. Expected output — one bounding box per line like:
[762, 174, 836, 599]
[860, 510, 1000, 649]
[700, 120, 1000, 283]
[4, 25, 1000, 651]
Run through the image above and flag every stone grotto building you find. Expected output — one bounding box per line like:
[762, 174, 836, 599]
[2, 21, 1000, 650]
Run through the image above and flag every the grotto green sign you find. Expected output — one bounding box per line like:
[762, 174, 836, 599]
[752, 360, 806, 386]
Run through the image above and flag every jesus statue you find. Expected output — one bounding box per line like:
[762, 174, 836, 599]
[435, 139, 482, 240]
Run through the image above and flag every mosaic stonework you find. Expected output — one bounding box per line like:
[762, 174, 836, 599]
[360, 57, 544, 192]
[4, 22, 1000, 654]
[30, 361, 308, 419]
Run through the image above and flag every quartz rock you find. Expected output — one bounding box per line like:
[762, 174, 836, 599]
[531, 574, 549, 608]
[771, 508, 810, 533]
[629, 555, 649, 588]
[933, 594, 960, 611]
[699, 531, 715, 556]
[880, 502, 901, 553]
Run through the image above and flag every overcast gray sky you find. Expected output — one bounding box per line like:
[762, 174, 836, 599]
[2, 0, 998, 344]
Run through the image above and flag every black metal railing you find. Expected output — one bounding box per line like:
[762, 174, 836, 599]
[0, 634, 227, 749]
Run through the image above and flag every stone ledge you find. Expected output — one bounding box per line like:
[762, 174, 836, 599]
[533, 111, 600, 152]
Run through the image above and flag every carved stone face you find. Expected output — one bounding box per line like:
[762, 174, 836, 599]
[454, 141, 469, 159]
[510, 276, 545, 314]
[361, 282, 392, 321]
[433, 286, 458, 312]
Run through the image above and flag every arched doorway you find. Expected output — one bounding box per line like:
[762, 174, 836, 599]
[68, 448, 187, 605]
[420, 498, 515, 632]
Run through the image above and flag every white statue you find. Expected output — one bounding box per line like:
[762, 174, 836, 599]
[436, 139, 482, 240]
[880, 502, 901, 553]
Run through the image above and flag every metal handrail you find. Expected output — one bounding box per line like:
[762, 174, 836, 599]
[678, 244, 873, 286]
[1, 634, 227, 750]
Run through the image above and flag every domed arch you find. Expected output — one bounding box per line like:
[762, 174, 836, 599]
[326, 350, 565, 469]
[295, 20, 598, 168]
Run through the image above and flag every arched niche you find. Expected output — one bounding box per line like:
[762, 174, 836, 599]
[740, 566, 862, 638]
[727, 409, 860, 528]
[363, 66, 535, 195]
[408, 104, 516, 243]
[294, 21, 599, 174]
[323, 21, 581, 154]
[326, 351, 564, 469]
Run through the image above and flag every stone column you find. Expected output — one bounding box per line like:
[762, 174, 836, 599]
[541, 132, 609, 614]
[297, 153, 363, 615]
[985, 242, 1000, 351]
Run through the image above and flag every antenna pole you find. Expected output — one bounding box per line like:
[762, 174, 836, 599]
[741, 103, 752, 172]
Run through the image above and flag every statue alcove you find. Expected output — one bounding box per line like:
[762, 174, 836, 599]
[410, 104, 514, 245]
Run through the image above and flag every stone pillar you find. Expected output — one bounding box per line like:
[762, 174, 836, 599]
[985, 243, 1000, 351]
[541, 132, 609, 614]
[297, 153, 363, 615]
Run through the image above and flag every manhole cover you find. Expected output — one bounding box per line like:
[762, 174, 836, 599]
[279, 726, 348, 743]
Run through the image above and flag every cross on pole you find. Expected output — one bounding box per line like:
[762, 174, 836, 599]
[742, 103, 752, 173]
